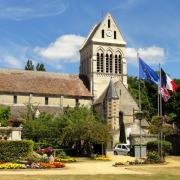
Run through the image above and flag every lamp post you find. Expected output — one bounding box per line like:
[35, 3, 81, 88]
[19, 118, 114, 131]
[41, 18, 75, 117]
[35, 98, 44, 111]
[135, 111, 143, 158]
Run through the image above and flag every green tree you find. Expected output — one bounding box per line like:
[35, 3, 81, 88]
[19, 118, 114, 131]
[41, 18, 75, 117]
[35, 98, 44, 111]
[25, 60, 34, 71]
[55, 106, 111, 155]
[22, 106, 111, 156]
[36, 63, 46, 71]
[149, 116, 176, 136]
[128, 76, 157, 116]
[0, 106, 11, 126]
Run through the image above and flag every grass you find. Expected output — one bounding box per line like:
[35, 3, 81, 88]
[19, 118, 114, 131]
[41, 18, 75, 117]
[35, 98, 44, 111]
[0, 174, 180, 180]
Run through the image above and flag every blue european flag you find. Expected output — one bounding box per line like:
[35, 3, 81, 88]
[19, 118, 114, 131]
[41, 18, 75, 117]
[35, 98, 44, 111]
[139, 58, 159, 84]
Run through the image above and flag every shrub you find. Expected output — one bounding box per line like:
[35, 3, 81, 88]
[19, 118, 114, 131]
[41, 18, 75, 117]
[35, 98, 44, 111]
[147, 151, 161, 163]
[0, 140, 34, 162]
[36, 147, 54, 156]
[33, 142, 52, 150]
[8, 118, 24, 127]
[147, 140, 172, 156]
[56, 149, 67, 157]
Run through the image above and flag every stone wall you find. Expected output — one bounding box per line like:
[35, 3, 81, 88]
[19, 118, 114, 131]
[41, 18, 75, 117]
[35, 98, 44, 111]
[0, 127, 22, 141]
[129, 134, 157, 145]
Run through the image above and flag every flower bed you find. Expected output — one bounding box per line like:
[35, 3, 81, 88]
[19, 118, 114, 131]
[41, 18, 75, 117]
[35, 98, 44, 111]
[0, 163, 26, 169]
[94, 155, 111, 161]
[38, 162, 65, 168]
[56, 156, 76, 163]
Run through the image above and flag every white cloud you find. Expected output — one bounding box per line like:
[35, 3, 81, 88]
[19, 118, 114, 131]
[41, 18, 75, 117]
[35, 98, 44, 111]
[35, 34, 85, 62]
[126, 46, 166, 65]
[0, 0, 67, 20]
[2, 55, 23, 68]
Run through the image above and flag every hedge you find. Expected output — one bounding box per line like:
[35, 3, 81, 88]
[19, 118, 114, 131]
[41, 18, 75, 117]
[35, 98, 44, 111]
[0, 140, 34, 162]
[147, 140, 172, 155]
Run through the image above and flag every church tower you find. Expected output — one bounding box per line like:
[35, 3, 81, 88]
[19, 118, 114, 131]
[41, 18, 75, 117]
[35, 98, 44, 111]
[80, 13, 141, 147]
[79, 13, 127, 101]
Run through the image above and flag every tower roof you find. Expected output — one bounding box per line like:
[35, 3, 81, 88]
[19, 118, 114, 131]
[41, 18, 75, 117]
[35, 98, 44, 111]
[106, 79, 119, 99]
[80, 12, 126, 51]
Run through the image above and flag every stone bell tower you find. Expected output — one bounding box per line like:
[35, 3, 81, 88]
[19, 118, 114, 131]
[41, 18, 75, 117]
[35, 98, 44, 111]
[79, 12, 127, 101]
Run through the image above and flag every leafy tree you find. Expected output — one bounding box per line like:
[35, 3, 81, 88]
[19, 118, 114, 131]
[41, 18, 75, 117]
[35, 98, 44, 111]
[149, 116, 176, 136]
[22, 106, 111, 156]
[128, 76, 157, 117]
[36, 63, 46, 71]
[0, 106, 11, 126]
[25, 60, 34, 71]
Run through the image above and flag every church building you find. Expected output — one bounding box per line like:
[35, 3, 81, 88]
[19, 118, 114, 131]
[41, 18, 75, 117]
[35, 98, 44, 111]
[79, 13, 139, 146]
[0, 13, 142, 147]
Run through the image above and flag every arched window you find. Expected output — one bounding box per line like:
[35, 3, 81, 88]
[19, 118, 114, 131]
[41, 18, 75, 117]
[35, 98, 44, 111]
[97, 53, 100, 72]
[106, 54, 109, 73]
[114, 31, 117, 39]
[115, 55, 118, 73]
[118, 55, 122, 74]
[100, 53, 104, 72]
[108, 19, 110, 28]
[110, 54, 113, 73]
[102, 29, 104, 38]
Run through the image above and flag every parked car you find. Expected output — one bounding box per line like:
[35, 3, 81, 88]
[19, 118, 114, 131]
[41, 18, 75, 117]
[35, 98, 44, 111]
[113, 144, 130, 155]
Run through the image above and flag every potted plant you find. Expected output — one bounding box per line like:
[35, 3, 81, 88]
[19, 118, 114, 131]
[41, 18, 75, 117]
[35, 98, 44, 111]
[8, 117, 24, 127]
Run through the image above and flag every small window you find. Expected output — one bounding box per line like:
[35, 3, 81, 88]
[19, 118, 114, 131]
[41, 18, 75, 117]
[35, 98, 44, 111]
[118, 55, 122, 74]
[76, 99, 79, 106]
[114, 31, 117, 39]
[109, 54, 113, 73]
[106, 54, 109, 73]
[108, 19, 110, 28]
[97, 53, 100, 72]
[13, 95, 17, 104]
[115, 55, 118, 73]
[102, 29, 104, 38]
[100, 53, 104, 72]
[118, 145, 121, 148]
[45, 97, 48, 105]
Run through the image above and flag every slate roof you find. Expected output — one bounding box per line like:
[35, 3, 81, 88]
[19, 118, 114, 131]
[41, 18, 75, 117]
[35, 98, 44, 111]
[106, 80, 119, 99]
[0, 69, 92, 98]
[9, 105, 63, 117]
[94, 80, 119, 104]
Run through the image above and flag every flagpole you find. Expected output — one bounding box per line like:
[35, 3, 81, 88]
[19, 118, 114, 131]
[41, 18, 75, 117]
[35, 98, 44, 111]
[159, 64, 163, 160]
[137, 52, 142, 159]
[138, 52, 141, 111]
[158, 64, 160, 155]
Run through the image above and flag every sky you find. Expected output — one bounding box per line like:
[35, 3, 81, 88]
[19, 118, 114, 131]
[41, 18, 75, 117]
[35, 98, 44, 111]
[0, 0, 180, 78]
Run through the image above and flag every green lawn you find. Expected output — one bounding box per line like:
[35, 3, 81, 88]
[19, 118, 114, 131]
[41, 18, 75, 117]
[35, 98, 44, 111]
[0, 174, 180, 180]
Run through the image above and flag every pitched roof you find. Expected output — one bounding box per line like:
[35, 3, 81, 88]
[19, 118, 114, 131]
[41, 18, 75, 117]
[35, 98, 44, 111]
[80, 12, 126, 51]
[94, 80, 119, 104]
[0, 69, 92, 98]
[9, 105, 63, 117]
[107, 79, 119, 99]
[79, 23, 100, 51]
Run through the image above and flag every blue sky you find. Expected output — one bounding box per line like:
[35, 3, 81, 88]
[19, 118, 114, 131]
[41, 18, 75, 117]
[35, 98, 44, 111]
[0, 0, 180, 78]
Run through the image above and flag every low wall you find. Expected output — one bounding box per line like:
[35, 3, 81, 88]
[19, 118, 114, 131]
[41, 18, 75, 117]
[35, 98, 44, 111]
[0, 127, 22, 141]
[129, 134, 157, 145]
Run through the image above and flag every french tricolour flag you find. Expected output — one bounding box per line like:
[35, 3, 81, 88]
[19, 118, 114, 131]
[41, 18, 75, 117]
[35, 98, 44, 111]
[161, 68, 177, 92]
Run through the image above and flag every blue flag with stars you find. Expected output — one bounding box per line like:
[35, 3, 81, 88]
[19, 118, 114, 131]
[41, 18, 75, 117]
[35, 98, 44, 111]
[139, 58, 159, 84]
